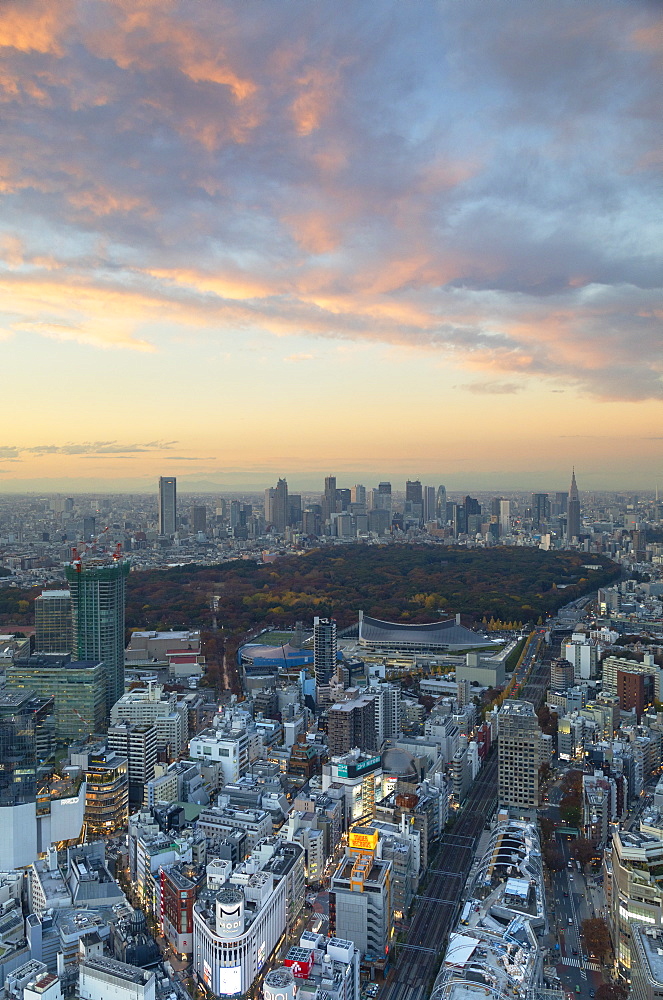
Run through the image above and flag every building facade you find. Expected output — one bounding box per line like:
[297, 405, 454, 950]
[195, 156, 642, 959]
[497, 700, 540, 811]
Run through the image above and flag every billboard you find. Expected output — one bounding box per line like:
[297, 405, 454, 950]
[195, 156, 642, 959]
[217, 966, 242, 995]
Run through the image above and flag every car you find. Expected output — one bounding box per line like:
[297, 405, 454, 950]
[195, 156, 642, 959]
[572, 949, 578, 955]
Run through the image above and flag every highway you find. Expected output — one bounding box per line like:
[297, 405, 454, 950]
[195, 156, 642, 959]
[381, 637, 550, 1000]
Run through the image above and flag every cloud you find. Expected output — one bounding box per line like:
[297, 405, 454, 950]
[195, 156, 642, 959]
[0, 0, 661, 400]
[464, 381, 523, 395]
[285, 353, 315, 362]
[0, 441, 178, 458]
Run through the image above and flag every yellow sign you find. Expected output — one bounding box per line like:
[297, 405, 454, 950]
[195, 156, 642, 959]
[349, 828, 378, 852]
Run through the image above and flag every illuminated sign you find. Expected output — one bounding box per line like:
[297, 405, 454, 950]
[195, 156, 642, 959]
[349, 829, 378, 852]
[203, 962, 211, 987]
[217, 966, 242, 995]
[336, 755, 381, 779]
[258, 941, 266, 969]
[284, 956, 313, 979]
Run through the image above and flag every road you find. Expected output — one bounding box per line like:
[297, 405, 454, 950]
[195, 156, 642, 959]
[549, 832, 602, 998]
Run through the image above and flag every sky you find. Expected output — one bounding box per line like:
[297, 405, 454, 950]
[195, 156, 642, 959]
[1, 0, 661, 493]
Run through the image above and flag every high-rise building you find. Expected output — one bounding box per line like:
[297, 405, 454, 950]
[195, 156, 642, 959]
[107, 721, 157, 802]
[65, 557, 130, 715]
[314, 618, 337, 687]
[351, 485, 366, 505]
[34, 589, 72, 654]
[405, 480, 423, 505]
[330, 834, 393, 959]
[0, 713, 38, 869]
[531, 493, 550, 529]
[192, 506, 207, 534]
[436, 485, 447, 523]
[423, 486, 436, 522]
[111, 683, 188, 756]
[499, 499, 511, 536]
[566, 468, 581, 540]
[158, 477, 177, 536]
[322, 476, 338, 523]
[497, 700, 541, 811]
[269, 478, 289, 533]
[7, 654, 107, 742]
[327, 696, 377, 755]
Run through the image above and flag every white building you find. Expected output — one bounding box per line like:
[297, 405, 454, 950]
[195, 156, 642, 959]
[189, 729, 250, 785]
[79, 956, 155, 1000]
[110, 684, 188, 755]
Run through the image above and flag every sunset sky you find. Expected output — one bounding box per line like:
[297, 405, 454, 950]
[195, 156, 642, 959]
[1, 0, 661, 493]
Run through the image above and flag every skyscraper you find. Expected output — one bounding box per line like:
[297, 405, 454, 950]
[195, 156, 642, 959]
[65, 557, 130, 715]
[158, 477, 177, 536]
[405, 480, 423, 505]
[436, 485, 447, 523]
[272, 478, 289, 533]
[423, 486, 436, 522]
[192, 505, 207, 534]
[34, 589, 72, 653]
[322, 476, 337, 523]
[531, 493, 550, 529]
[313, 617, 337, 687]
[566, 468, 581, 541]
[0, 713, 38, 868]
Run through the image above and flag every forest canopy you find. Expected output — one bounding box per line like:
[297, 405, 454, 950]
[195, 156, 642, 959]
[0, 545, 619, 637]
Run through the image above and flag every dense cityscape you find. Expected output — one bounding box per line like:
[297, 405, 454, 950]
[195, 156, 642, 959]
[0, 474, 661, 1000]
[2, 3, 660, 1000]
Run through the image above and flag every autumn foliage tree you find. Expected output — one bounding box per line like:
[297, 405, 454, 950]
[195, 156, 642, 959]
[581, 917, 612, 962]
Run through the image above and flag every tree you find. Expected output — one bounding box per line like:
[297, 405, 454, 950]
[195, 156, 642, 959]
[542, 843, 565, 871]
[560, 797, 582, 827]
[595, 984, 628, 1000]
[572, 837, 595, 866]
[581, 917, 612, 963]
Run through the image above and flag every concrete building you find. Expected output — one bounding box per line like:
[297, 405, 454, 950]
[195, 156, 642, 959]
[322, 750, 383, 829]
[327, 696, 377, 756]
[278, 932, 360, 1000]
[160, 862, 207, 956]
[631, 924, 663, 1000]
[71, 745, 129, 837]
[610, 829, 663, 975]
[456, 652, 506, 689]
[497, 701, 540, 812]
[189, 728, 249, 784]
[107, 722, 157, 803]
[79, 956, 155, 1000]
[330, 840, 393, 963]
[34, 590, 72, 654]
[111, 683, 188, 756]
[562, 634, 598, 680]
[603, 654, 661, 702]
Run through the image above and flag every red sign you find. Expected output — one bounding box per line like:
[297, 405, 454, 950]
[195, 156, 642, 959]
[284, 956, 313, 979]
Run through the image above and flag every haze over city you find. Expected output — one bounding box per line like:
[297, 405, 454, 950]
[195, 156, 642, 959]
[1, 0, 661, 491]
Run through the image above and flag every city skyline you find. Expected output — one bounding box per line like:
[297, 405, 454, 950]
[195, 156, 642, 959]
[1, 0, 661, 491]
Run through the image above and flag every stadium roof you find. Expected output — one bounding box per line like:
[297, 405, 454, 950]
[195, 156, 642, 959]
[358, 614, 489, 650]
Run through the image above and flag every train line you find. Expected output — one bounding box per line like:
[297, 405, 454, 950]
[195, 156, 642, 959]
[382, 654, 550, 1000]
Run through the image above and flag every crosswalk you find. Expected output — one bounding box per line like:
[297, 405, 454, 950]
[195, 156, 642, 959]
[558, 956, 601, 972]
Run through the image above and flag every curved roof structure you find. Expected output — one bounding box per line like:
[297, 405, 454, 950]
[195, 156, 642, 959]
[358, 614, 490, 652]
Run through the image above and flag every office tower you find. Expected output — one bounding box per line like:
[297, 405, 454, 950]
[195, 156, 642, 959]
[65, 557, 130, 714]
[107, 721, 157, 803]
[497, 700, 540, 810]
[192, 505, 207, 534]
[436, 485, 447, 523]
[302, 506, 321, 536]
[531, 493, 550, 529]
[551, 491, 568, 517]
[34, 589, 72, 653]
[499, 499, 511, 536]
[405, 480, 423, 505]
[7, 653, 107, 742]
[566, 468, 581, 540]
[0, 713, 38, 869]
[327, 696, 377, 755]
[314, 617, 336, 686]
[82, 516, 96, 541]
[337, 488, 351, 511]
[287, 493, 302, 527]
[271, 478, 289, 533]
[351, 485, 366, 504]
[322, 475, 337, 522]
[423, 486, 436, 522]
[374, 683, 401, 744]
[464, 495, 481, 518]
[158, 477, 177, 536]
[111, 683, 188, 755]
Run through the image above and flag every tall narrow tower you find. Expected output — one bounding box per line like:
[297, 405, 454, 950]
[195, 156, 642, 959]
[65, 558, 130, 715]
[566, 468, 581, 541]
[158, 477, 177, 536]
[313, 617, 337, 686]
